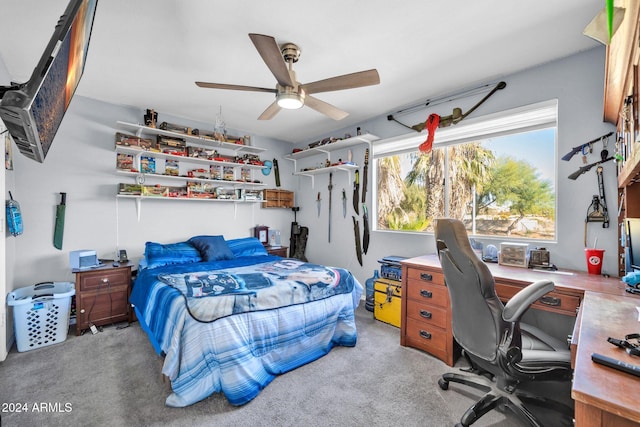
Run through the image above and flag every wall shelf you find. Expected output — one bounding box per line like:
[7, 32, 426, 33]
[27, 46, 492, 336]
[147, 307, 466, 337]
[116, 121, 267, 155]
[285, 133, 377, 188]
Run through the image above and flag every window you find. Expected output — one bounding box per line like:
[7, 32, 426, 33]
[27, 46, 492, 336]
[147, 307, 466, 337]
[373, 100, 557, 240]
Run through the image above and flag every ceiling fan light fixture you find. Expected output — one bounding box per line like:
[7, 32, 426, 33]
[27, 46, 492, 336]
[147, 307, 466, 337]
[277, 92, 304, 109]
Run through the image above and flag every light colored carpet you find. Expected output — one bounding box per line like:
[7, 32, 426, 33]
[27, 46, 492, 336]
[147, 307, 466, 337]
[0, 305, 568, 426]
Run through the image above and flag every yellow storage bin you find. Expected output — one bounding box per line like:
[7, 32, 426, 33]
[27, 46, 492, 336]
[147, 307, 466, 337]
[373, 278, 402, 328]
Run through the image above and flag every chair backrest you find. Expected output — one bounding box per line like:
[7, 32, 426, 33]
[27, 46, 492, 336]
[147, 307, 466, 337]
[434, 218, 509, 362]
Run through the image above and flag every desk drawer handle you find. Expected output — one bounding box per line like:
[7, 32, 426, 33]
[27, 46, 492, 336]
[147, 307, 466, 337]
[420, 273, 433, 281]
[420, 310, 432, 319]
[419, 330, 432, 340]
[539, 295, 560, 307]
[420, 290, 433, 298]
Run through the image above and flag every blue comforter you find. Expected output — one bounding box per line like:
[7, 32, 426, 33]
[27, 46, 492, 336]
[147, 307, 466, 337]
[130, 255, 363, 407]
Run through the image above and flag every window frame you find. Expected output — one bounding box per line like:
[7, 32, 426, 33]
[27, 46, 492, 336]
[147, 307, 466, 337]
[372, 99, 558, 242]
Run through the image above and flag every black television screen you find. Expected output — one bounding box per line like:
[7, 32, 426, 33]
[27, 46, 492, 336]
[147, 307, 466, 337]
[627, 218, 640, 271]
[0, 0, 98, 163]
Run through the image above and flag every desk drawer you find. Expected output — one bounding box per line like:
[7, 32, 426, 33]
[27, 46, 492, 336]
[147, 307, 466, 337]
[495, 283, 580, 316]
[407, 268, 445, 286]
[406, 280, 449, 308]
[78, 268, 130, 291]
[406, 301, 448, 329]
[404, 317, 448, 353]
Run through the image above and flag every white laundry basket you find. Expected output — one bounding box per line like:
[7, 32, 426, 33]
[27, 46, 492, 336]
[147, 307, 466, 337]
[7, 282, 75, 352]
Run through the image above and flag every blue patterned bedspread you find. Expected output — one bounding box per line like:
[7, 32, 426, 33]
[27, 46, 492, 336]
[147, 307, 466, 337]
[130, 256, 363, 407]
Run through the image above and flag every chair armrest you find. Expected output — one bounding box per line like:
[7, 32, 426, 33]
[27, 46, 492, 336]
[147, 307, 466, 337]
[502, 279, 554, 323]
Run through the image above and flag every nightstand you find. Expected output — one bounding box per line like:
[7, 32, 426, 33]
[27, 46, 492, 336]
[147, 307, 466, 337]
[266, 246, 288, 257]
[73, 263, 132, 335]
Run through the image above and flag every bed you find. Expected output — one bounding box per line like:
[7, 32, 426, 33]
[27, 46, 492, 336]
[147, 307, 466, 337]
[129, 235, 363, 407]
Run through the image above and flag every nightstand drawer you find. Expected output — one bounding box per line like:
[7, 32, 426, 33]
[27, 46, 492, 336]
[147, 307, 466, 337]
[406, 301, 448, 329]
[78, 268, 129, 291]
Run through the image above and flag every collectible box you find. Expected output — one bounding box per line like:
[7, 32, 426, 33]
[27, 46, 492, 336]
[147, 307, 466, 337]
[116, 153, 135, 171]
[142, 185, 169, 197]
[164, 160, 180, 176]
[210, 165, 222, 180]
[499, 242, 529, 268]
[157, 135, 186, 148]
[223, 166, 235, 181]
[118, 183, 141, 195]
[243, 189, 263, 201]
[167, 186, 188, 198]
[216, 188, 239, 200]
[159, 121, 192, 135]
[115, 132, 154, 149]
[187, 168, 209, 179]
[140, 156, 156, 174]
[374, 278, 402, 328]
[187, 182, 216, 199]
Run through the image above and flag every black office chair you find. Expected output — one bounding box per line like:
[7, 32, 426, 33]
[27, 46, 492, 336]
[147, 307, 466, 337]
[433, 218, 573, 427]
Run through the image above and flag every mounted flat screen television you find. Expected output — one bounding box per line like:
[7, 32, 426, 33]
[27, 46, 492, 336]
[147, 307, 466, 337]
[626, 218, 640, 271]
[0, 0, 98, 163]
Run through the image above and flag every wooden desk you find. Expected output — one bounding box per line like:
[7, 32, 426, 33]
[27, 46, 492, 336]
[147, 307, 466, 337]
[572, 292, 640, 426]
[400, 254, 640, 426]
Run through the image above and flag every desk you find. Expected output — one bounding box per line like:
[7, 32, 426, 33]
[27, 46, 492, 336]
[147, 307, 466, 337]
[400, 255, 639, 426]
[572, 292, 640, 426]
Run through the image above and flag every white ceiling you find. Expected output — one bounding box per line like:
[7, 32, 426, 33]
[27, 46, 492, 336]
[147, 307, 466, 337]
[0, 0, 604, 143]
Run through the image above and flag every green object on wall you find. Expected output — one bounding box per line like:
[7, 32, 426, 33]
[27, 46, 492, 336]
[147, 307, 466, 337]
[607, 0, 614, 41]
[53, 192, 66, 250]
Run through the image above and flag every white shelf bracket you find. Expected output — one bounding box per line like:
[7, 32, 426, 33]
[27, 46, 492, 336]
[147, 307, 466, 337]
[135, 198, 142, 222]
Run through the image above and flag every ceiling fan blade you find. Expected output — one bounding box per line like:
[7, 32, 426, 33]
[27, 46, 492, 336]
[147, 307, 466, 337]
[305, 95, 349, 120]
[303, 69, 380, 95]
[195, 81, 276, 93]
[258, 101, 281, 120]
[249, 33, 294, 88]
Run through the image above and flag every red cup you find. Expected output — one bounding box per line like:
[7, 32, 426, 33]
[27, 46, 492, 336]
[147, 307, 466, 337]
[585, 248, 605, 275]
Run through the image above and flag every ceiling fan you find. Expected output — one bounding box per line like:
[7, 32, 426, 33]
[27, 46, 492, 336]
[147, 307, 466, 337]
[195, 34, 380, 121]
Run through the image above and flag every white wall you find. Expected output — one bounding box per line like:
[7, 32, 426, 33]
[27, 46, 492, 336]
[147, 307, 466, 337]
[9, 97, 297, 289]
[293, 47, 619, 283]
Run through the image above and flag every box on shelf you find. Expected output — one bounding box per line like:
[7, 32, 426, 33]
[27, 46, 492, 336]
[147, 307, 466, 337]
[499, 242, 529, 268]
[115, 132, 154, 149]
[187, 168, 210, 179]
[210, 165, 222, 180]
[374, 278, 402, 328]
[141, 156, 156, 174]
[243, 189, 263, 201]
[7, 282, 75, 352]
[167, 186, 188, 198]
[216, 188, 239, 200]
[118, 183, 142, 195]
[262, 189, 294, 208]
[116, 153, 135, 171]
[164, 160, 179, 176]
[187, 182, 216, 199]
[223, 166, 235, 181]
[142, 185, 169, 197]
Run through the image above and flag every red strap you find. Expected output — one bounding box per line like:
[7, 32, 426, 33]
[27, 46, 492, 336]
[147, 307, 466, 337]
[419, 113, 440, 153]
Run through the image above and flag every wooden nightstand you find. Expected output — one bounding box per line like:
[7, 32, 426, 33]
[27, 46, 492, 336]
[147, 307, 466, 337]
[266, 246, 288, 257]
[73, 263, 132, 335]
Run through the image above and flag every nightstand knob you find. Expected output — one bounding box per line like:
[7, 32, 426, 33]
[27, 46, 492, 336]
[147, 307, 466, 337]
[80, 309, 85, 314]
[102, 278, 109, 283]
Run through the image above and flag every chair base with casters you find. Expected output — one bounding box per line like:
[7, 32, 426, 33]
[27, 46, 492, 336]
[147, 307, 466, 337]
[438, 356, 574, 426]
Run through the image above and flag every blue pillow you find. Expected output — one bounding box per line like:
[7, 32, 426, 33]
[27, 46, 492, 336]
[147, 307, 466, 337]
[188, 235, 235, 262]
[144, 241, 202, 269]
[226, 237, 269, 257]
